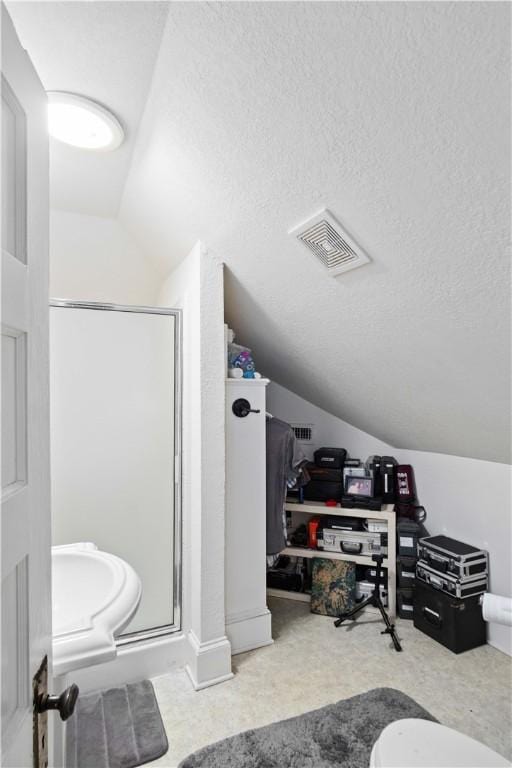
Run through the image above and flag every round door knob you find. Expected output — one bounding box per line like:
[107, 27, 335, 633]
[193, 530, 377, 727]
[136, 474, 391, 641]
[36, 683, 79, 721]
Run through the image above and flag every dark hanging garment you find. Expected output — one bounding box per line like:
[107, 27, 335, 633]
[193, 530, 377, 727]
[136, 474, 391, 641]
[266, 418, 306, 555]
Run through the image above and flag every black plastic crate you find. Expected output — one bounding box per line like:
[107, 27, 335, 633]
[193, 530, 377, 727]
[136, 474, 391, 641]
[397, 587, 415, 619]
[396, 518, 422, 557]
[413, 580, 486, 653]
[397, 556, 417, 588]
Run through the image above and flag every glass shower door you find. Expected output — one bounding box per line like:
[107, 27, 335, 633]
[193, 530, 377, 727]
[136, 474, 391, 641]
[49, 302, 181, 638]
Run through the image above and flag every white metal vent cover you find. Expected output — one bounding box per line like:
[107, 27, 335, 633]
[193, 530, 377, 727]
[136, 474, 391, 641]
[290, 423, 314, 443]
[289, 209, 370, 276]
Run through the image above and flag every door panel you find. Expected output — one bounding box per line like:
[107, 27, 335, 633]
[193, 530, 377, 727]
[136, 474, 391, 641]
[1, 6, 50, 767]
[1, 75, 26, 264]
[1, 557, 29, 741]
[1, 327, 27, 493]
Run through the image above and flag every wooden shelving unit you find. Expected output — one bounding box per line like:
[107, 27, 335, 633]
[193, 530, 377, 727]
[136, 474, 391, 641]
[266, 500, 397, 617]
[280, 545, 390, 568]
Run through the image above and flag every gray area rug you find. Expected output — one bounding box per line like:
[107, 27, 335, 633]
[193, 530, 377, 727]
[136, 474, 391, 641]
[179, 687, 436, 768]
[66, 679, 168, 768]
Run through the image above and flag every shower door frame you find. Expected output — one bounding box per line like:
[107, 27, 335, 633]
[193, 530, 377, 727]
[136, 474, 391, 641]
[49, 299, 183, 644]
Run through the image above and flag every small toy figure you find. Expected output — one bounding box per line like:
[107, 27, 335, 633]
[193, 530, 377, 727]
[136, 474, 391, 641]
[227, 337, 262, 379]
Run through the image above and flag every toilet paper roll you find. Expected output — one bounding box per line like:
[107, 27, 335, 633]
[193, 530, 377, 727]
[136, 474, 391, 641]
[228, 368, 243, 379]
[482, 593, 512, 626]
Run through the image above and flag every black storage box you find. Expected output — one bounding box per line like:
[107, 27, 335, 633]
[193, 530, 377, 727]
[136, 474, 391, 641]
[314, 447, 347, 469]
[356, 564, 386, 582]
[266, 570, 302, 591]
[416, 561, 487, 599]
[413, 580, 486, 653]
[266, 555, 304, 592]
[397, 587, 415, 619]
[397, 556, 417, 589]
[304, 464, 343, 502]
[306, 463, 343, 483]
[364, 565, 387, 583]
[341, 495, 383, 511]
[325, 516, 362, 532]
[418, 535, 488, 581]
[396, 518, 422, 557]
[304, 480, 343, 503]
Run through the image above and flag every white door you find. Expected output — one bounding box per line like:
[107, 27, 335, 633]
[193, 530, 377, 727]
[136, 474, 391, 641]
[1, 5, 51, 767]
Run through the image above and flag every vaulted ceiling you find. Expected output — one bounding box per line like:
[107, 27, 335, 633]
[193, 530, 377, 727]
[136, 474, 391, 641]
[120, 1, 511, 463]
[8, 1, 511, 463]
[7, 1, 169, 216]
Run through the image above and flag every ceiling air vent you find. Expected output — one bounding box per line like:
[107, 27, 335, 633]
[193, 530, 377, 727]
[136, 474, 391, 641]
[291, 423, 313, 443]
[289, 209, 370, 276]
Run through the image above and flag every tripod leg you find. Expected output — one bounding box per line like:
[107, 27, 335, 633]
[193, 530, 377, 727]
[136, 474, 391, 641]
[334, 596, 373, 628]
[376, 599, 402, 652]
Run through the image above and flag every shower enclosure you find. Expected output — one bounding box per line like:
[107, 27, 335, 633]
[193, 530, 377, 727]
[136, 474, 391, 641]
[49, 300, 181, 641]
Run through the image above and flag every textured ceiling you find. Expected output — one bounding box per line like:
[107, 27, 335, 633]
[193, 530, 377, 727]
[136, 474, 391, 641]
[7, 0, 169, 217]
[120, 1, 510, 463]
[10, 1, 509, 462]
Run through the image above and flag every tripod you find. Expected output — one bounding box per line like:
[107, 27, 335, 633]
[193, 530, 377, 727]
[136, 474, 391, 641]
[334, 555, 402, 652]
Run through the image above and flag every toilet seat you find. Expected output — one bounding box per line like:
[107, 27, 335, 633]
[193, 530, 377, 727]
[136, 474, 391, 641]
[370, 718, 510, 768]
[52, 543, 142, 675]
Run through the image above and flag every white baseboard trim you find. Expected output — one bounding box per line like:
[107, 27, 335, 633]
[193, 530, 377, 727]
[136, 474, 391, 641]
[57, 631, 188, 694]
[488, 624, 512, 657]
[231, 637, 274, 656]
[185, 629, 234, 690]
[185, 666, 235, 691]
[226, 608, 273, 655]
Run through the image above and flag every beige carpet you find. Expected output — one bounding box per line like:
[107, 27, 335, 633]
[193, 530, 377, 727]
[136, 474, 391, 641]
[148, 597, 512, 767]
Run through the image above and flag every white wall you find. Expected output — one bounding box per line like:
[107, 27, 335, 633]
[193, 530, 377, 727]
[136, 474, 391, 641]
[225, 379, 272, 654]
[267, 381, 394, 460]
[267, 381, 512, 656]
[157, 242, 233, 689]
[50, 209, 162, 305]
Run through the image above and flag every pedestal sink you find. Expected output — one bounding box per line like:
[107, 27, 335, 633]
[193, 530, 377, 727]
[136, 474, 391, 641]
[52, 543, 142, 675]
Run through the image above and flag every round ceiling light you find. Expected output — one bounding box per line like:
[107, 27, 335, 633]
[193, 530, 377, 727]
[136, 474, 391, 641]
[47, 92, 124, 151]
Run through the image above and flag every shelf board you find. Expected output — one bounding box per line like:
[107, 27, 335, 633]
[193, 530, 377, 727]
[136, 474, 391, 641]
[225, 377, 270, 385]
[284, 500, 394, 520]
[266, 588, 386, 614]
[281, 546, 389, 568]
[267, 588, 310, 603]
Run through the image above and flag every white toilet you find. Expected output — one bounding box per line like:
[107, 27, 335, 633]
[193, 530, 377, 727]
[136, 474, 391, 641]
[370, 719, 511, 768]
[52, 542, 142, 675]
